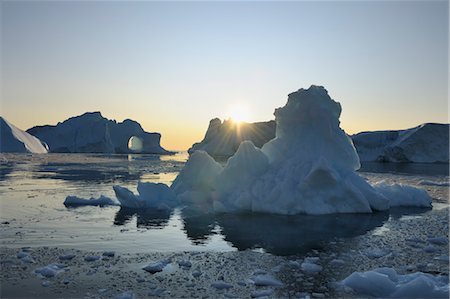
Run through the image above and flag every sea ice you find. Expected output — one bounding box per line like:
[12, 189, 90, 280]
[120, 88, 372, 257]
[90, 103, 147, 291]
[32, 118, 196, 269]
[84, 255, 101, 262]
[373, 183, 432, 208]
[301, 261, 323, 274]
[64, 195, 118, 207]
[252, 274, 283, 287]
[113, 182, 177, 209]
[211, 281, 233, 289]
[251, 289, 274, 298]
[427, 237, 448, 245]
[342, 267, 449, 298]
[114, 291, 135, 299]
[35, 264, 66, 278]
[59, 254, 76, 260]
[143, 259, 170, 274]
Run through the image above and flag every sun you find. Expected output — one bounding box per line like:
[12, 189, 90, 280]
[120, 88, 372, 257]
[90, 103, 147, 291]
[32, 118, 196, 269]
[228, 104, 250, 124]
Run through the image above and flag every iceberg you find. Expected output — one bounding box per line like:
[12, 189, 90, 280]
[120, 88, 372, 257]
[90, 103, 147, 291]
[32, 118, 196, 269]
[112, 86, 434, 215]
[113, 182, 177, 209]
[188, 118, 275, 157]
[0, 117, 48, 153]
[27, 112, 170, 154]
[190, 119, 449, 164]
[352, 123, 449, 163]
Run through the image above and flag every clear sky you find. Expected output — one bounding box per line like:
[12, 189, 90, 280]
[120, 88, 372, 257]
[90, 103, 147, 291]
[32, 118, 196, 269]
[1, 1, 448, 150]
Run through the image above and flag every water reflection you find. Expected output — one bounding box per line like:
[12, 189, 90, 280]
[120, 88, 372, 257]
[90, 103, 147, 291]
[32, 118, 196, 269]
[181, 211, 391, 255]
[114, 207, 173, 229]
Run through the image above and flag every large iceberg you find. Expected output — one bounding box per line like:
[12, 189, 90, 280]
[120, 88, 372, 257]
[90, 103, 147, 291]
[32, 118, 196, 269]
[352, 123, 449, 163]
[188, 118, 275, 157]
[27, 112, 170, 154]
[190, 118, 448, 164]
[176, 86, 393, 215]
[112, 86, 433, 215]
[0, 117, 48, 153]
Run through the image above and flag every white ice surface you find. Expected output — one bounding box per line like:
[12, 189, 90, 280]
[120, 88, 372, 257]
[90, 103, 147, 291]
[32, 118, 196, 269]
[113, 182, 177, 209]
[373, 183, 432, 208]
[342, 267, 449, 298]
[0, 117, 48, 153]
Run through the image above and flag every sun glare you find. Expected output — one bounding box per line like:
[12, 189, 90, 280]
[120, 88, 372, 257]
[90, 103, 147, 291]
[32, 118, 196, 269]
[228, 104, 250, 124]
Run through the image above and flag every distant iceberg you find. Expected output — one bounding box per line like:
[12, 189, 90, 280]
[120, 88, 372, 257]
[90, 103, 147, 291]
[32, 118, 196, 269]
[27, 112, 170, 154]
[0, 117, 48, 153]
[188, 118, 275, 157]
[352, 123, 449, 163]
[189, 117, 448, 164]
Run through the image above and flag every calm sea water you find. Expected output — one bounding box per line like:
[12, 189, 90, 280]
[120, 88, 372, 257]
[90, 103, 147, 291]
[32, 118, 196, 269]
[0, 153, 448, 255]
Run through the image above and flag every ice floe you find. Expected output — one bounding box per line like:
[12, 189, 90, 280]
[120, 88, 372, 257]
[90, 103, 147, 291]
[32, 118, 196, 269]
[64, 195, 118, 207]
[342, 267, 449, 298]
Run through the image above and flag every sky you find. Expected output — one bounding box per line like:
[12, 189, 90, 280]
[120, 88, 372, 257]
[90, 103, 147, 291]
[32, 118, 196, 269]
[1, 1, 448, 151]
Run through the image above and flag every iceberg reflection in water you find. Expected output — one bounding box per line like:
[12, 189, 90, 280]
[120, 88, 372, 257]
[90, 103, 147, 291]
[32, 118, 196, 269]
[109, 205, 426, 256]
[181, 209, 390, 255]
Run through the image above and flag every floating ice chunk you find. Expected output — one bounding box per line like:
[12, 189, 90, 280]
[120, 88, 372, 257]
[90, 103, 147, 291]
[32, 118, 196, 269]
[342, 268, 449, 298]
[84, 255, 101, 262]
[342, 270, 396, 297]
[59, 254, 76, 261]
[427, 237, 448, 245]
[252, 269, 267, 275]
[143, 260, 170, 274]
[114, 291, 135, 299]
[177, 260, 192, 268]
[391, 275, 449, 298]
[64, 195, 118, 207]
[17, 252, 28, 259]
[365, 248, 391, 258]
[211, 281, 233, 289]
[148, 288, 166, 297]
[373, 183, 432, 208]
[252, 274, 283, 287]
[251, 289, 273, 298]
[35, 264, 66, 278]
[434, 255, 450, 262]
[301, 262, 323, 274]
[103, 251, 115, 257]
[113, 182, 177, 209]
[192, 270, 202, 278]
[423, 245, 438, 253]
[329, 259, 345, 266]
[41, 280, 51, 287]
[20, 255, 35, 263]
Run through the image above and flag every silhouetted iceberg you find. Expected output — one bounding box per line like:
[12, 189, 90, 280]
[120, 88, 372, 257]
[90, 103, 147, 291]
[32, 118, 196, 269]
[27, 112, 170, 154]
[188, 118, 275, 157]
